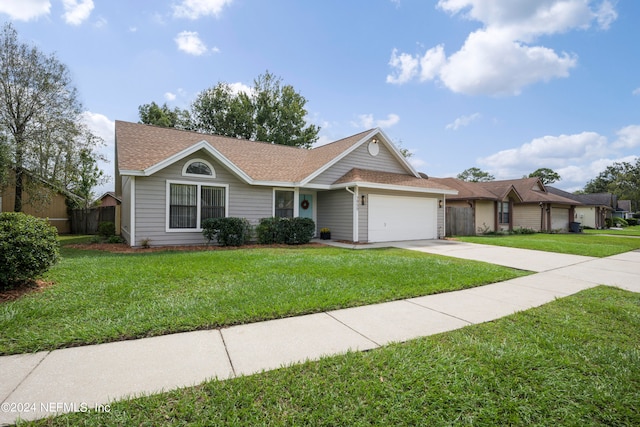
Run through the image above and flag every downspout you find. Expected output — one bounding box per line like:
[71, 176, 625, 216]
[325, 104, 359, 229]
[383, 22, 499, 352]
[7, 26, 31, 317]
[345, 186, 359, 243]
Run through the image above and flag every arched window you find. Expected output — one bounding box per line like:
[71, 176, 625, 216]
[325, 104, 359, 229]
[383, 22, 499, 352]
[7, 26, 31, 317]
[182, 159, 216, 178]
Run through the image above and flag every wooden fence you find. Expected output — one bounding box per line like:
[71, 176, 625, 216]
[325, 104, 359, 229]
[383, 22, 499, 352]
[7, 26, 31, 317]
[70, 206, 116, 234]
[446, 206, 475, 236]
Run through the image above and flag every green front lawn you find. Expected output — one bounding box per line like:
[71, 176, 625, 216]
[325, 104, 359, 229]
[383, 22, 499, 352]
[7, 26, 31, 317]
[0, 245, 529, 355]
[32, 286, 640, 426]
[456, 233, 640, 257]
[584, 225, 640, 236]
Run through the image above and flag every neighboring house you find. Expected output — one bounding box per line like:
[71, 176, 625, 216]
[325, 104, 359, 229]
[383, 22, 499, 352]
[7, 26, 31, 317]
[430, 177, 580, 235]
[615, 200, 633, 219]
[0, 169, 80, 233]
[97, 191, 121, 207]
[547, 187, 613, 229]
[114, 121, 457, 247]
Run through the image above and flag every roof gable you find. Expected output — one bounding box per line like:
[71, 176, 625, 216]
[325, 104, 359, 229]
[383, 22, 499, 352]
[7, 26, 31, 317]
[115, 121, 419, 186]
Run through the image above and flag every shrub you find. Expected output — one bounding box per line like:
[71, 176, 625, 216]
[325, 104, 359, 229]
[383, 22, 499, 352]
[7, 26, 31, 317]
[612, 217, 628, 227]
[256, 217, 316, 245]
[284, 217, 316, 245]
[0, 212, 60, 288]
[202, 217, 252, 246]
[627, 218, 637, 226]
[256, 217, 281, 244]
[97, 221, 116, 238]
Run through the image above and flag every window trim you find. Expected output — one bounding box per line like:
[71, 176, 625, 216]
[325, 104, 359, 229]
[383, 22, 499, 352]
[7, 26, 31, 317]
[166, 180, 229, 232]
[182, 159, 216, 178]
[273, 188, 298, 218]
[498, 200, 510, 225]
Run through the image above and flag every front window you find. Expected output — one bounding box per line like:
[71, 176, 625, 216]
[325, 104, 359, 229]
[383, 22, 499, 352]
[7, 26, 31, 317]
[169, 182, 226, 230]
[499, 201, 510, 224]
[275, 190, 294, 218]
[170, 184, 197, 228]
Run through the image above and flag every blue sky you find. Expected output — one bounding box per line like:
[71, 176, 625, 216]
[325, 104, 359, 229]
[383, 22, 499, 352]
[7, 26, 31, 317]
[2, 0, 639, 196]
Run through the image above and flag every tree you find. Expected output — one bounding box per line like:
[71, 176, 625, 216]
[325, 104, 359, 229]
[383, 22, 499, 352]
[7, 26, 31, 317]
[583, 159, 640, 211]
[0, 23, 101, 211]
[527, 168, 561, 185]
[393, 139, 413, 158]
[189, 83, 254, 138]
[252, 72, 319, 148]
[175, 71, 320, 148]
[457, 167, 495, 182]
[138, 102, 185, 128]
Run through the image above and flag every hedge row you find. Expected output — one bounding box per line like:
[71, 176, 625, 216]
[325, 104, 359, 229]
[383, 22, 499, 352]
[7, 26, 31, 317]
[202, 217, 316, 247]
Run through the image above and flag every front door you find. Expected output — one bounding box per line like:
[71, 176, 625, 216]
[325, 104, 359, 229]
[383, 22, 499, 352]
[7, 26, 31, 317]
[299, 194, 313, 219]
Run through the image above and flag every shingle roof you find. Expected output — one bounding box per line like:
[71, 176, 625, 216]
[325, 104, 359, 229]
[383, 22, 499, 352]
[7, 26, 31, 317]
[334, 168, 456, 192]
[115, 121, 378, 183]
[547, 187, 614, 207]
[430, 177, 579, 205]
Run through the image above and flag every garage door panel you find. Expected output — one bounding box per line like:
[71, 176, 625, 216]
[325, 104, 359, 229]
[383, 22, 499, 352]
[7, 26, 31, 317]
[368, 195, 437, 242]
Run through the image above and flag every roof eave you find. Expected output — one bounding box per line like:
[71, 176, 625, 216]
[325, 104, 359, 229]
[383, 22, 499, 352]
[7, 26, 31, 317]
[331, 181, 458, 195]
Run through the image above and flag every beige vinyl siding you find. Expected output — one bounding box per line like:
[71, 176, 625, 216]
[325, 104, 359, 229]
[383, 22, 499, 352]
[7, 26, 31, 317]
[513, 204, 542, 231]
[310, 142, 408, 186]
[317, 189, 353, 241]
[475, 201, 495, 233]
[131, 152, 273, 247]
[575, 207, 596, 228]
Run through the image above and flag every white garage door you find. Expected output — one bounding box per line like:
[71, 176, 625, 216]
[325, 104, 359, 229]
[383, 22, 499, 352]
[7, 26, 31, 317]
[551, 207, 569, 231]
[368, 195, 437, 242]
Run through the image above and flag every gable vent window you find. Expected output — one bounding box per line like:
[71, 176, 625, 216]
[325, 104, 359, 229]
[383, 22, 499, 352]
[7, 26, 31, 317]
[183, 159, 215, 178]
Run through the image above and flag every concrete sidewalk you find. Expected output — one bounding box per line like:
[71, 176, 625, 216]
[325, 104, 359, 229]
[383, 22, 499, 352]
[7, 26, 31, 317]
[1, 242, 639, 425]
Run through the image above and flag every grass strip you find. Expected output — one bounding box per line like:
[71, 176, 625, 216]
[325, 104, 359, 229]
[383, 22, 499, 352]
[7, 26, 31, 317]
[31, 286, 640, 426]
[456, 233, 640, 256]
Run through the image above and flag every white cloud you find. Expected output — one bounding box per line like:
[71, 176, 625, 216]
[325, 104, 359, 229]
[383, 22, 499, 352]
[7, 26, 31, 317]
[613, 125, 640, 149]
[446, 112, 481, 130]
[175, 31, 209, 55]
[0, 0, 50, 21]
[164, 92, 177, 101]
[633, 87, 640, 96]
[62, 0, 94, 26]
[386, 49, 419, 84]
[387, 0, 616, 96]
[353, 113, 400, 129]
[475, 126, 640, 189]
[479, 131, 609, 174]
[173, 0, 234, 19]
[228, 82, 252, 96]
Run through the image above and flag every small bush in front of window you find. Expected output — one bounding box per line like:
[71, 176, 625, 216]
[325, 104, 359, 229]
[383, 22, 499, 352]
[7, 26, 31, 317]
[256, 217, 316, 245]
[256, 217, 281, 244]
[202, 217, 252, 246]
[0, 212, 60, 289]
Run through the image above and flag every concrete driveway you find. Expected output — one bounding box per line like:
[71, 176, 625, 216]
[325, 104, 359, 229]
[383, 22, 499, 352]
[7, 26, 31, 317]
[392, 239, 640, 293]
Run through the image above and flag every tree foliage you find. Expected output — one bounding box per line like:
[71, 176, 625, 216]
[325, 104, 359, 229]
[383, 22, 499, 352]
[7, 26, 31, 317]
[138, 101, 184, 128]
[457, 167, 495, 182]
[528, 168, 561, 185]
[140, 71, 320, 148]
[0, 23, 103, 211]
[583, 159, 640, 211]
